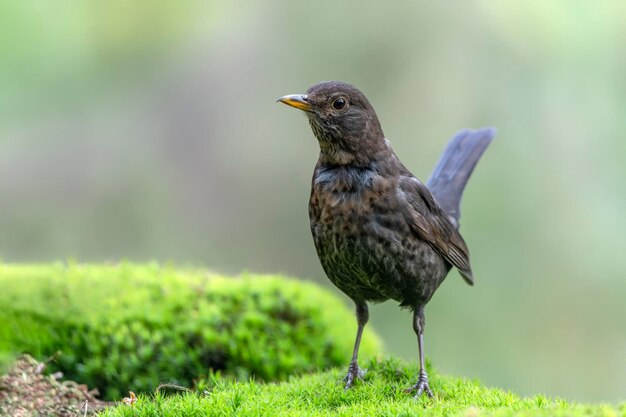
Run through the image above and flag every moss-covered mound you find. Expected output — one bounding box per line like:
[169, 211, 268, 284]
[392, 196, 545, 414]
[99, 358, 625, 417]
[0, 263, 380, 400]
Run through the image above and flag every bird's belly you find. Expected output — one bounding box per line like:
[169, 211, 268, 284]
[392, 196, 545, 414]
[310, 203, 449, 306]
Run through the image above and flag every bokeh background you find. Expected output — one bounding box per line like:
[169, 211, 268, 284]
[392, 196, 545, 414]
[1, 1, 625, 403]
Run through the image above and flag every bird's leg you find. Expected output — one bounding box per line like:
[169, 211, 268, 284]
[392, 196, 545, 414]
[405, 305, 434, 398]
[344, 303, 368, 389]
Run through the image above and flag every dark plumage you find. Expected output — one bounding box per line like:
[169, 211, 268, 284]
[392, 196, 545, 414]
[278, 81, 494, 397]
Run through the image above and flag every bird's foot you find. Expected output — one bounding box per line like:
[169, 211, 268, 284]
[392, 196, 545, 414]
[343, 362, 365, 389]
[404, 369, 433, 398]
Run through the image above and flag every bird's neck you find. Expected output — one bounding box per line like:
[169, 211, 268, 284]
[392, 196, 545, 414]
[317, 138, 398, 171]
[317, 147, 365, 167]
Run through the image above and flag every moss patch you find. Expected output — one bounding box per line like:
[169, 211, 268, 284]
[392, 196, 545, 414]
[99, 357, 625, 417]
[0, 262, 380, 400]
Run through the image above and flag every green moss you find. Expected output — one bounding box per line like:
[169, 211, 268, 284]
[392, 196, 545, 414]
[99, 357, 625, 417]
[0, 262, 380, 400]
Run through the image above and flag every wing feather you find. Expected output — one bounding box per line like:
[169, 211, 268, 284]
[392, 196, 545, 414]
[399, 176, 474, 285]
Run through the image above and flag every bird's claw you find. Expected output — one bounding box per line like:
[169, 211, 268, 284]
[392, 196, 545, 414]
[405, 370, 433, 398]
[343, 362, 365, 389]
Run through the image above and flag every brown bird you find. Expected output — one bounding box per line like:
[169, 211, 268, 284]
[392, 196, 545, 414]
[278, 81, 493, 397]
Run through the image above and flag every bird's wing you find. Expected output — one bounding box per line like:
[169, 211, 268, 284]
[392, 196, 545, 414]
[399, 176, 474, 285]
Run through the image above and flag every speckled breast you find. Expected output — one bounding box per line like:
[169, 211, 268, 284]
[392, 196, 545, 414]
[309, 166, 449, 306]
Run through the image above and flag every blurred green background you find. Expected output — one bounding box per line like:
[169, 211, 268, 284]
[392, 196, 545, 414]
[1, 0, 625, 403]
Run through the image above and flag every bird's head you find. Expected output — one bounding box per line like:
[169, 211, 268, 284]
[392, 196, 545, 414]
[278, 81, 388, 166]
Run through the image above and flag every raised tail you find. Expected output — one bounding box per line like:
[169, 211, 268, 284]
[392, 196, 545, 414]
[426, 128, 495, 228]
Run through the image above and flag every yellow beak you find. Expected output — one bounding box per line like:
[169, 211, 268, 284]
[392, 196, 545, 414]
[277, 94, 311, 111]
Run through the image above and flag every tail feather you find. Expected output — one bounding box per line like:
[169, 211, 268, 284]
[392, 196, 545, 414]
[426, 128, 495, 227]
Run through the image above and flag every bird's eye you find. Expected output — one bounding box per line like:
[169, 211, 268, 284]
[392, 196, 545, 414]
[332, 97, 347, 110]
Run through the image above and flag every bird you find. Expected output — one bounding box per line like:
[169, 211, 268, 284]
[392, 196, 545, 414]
[278, 80, 494, 398]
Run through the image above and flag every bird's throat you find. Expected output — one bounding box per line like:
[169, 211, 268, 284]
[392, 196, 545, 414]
[317, 138, 395, 169]
[317, 145, 361, 166]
